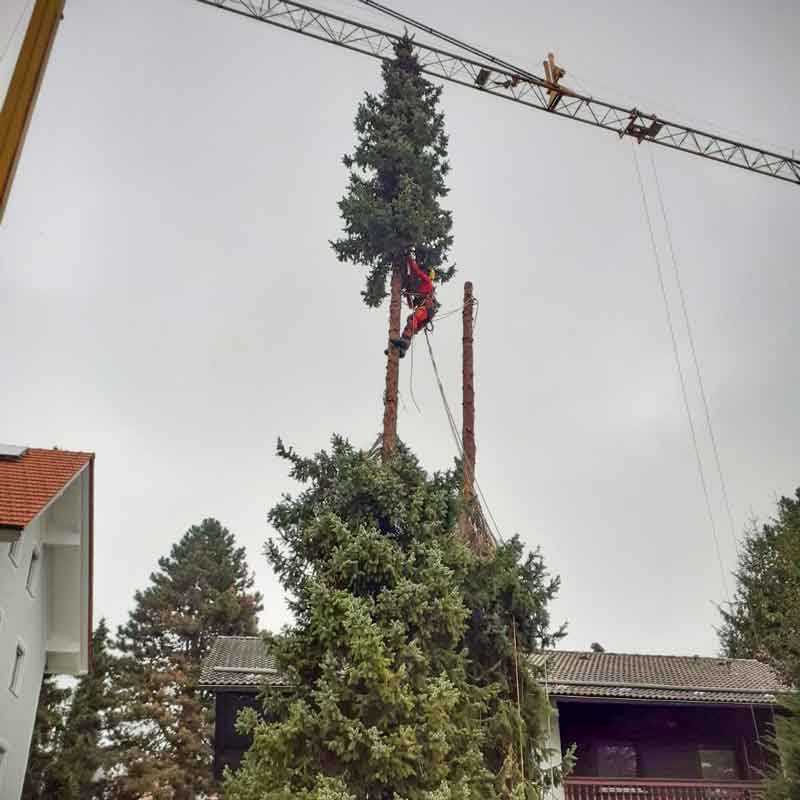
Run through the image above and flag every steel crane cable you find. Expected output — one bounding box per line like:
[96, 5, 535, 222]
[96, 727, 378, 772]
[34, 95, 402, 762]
[649, 149, 740, 558]
[645, 156, 768, 756]
[631, 142, 730, 604]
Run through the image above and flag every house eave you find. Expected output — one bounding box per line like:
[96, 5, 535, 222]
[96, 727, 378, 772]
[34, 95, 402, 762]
[0, 524, 23, 542]
[201, 684, 264, 693]
[551, 693, 778, 708]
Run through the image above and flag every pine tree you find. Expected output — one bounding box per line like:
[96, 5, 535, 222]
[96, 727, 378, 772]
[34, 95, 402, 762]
[108, 518, 263, 799]
[331, 35, 455, 459]
[718, 489, 800, 799]
[224, 438, 565, 800]
[21, 676, 71, 799]
[45, 619, 119, 799]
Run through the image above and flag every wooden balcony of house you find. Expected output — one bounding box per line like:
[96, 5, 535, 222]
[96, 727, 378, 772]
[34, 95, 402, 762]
[564, 777, 764, 800]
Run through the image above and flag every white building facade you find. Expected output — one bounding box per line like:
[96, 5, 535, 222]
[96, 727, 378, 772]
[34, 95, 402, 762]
[0, 446, 94, 800]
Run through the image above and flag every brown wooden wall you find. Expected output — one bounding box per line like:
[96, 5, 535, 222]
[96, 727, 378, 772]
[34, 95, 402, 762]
[213, 691, 260, 780]
[557, 700, 775, 781]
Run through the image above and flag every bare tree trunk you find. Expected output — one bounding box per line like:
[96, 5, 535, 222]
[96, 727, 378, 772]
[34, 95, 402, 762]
[462, 281, 476, 500]
[459, 281, 477, 545]
[381, 265, 403, 462]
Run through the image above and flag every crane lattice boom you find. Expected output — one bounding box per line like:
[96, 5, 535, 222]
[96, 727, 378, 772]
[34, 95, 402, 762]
[195, 0, 799, 185]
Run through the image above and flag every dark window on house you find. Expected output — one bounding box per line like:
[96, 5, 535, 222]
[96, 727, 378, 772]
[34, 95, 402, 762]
[597, 741, 639, 778]
[699, 748, 739, 780]
[9, 643, 25, 696]
[26, 546, 40, 596]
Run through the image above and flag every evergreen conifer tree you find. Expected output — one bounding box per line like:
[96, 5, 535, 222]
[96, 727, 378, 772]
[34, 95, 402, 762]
[765, 693, 800, 800]
[224, 438, 565, 800]
[718, 489, 800, 677]
[718, 489, 800, 799]
[331, 36, 455, 459]
[108, 518, 263, 799]
[21, 676, 71, 799]
[46, 619, 119, 799]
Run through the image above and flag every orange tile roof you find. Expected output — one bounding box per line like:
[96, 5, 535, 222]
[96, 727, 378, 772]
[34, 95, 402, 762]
[0, 447, 93, 531]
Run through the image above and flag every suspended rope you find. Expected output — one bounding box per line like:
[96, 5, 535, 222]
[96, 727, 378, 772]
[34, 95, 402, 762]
[649, 149, 740, 557]
[423, 330, 503, 545]
[542, 652, 556, 798]
[0, 0, 34, 64]
[631, 142, 730, 603]
[640, 160, 767, 750]
[512, 618, 525, 781]
[408, 339, 422, 414]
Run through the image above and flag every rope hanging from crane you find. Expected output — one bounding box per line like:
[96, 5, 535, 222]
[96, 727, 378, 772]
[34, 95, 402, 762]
[631, 142, 731, 604]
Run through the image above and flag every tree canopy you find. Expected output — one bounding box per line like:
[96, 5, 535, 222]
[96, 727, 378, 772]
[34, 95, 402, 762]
[718, 489, 800, 682]
[331, 35, 455, 308]
[224, 438, 565, 800]
[718, 488, 800, 799]
[107, 518, 263, 799]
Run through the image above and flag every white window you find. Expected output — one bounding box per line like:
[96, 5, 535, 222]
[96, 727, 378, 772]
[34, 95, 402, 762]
[26, 545, 40, 597]
[8, 539, 20, 566]
[9, 642, 25, 696]
[699, 747, 739, 780]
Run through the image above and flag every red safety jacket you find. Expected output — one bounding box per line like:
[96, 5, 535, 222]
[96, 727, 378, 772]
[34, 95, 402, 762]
[406, 256, 433, 303]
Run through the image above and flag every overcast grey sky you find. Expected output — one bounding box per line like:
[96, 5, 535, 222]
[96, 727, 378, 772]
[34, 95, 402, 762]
[1, 0, 798, 657]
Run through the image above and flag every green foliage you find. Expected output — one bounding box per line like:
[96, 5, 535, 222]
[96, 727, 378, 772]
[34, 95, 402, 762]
[224, 437, 565, 800]
[49, 619, 119, 799]
[718, 489, 800, 683]
[108, 518, 263, 799]
[22, 622, 119, 800]
[764, 693, 800, 800]
[332, 35, 455, 307]
[718, 489, 800, 797]
[21, 676, 71, 799]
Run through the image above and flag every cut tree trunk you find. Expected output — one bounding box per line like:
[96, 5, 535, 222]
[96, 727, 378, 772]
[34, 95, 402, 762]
[459, 281, 478, 547]
[381, 265, 403, 462]
[462, 281, 476, 504]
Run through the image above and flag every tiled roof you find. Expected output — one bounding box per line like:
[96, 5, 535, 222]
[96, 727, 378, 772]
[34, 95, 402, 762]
[531, 650, 788, 705]
[200, 638, 788, 704]
[0, 447, 93, 530]
[199, 636, 285, 689]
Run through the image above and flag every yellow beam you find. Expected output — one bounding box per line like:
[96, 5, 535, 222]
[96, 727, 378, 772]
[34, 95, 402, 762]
[0, 0, 65, 223]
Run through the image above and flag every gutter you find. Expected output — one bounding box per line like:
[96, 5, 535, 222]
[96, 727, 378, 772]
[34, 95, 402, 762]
[548, 678, 785, 695]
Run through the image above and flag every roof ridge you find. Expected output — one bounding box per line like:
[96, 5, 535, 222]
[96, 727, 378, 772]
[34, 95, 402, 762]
[27, 447, 95, 457]
[534, 649, 763, 664]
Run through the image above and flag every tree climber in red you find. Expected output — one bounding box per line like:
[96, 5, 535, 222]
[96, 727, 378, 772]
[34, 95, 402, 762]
[389, 252, 438, 358]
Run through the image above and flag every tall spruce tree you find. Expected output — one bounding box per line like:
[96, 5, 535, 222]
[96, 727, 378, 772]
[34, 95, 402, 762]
[718, 489, 800, 799]
[331, 36, 455, 459]
[224, 438, 565, 800]
[108, 518, 263, 799]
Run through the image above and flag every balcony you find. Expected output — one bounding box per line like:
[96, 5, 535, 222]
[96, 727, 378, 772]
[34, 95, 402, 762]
[564, 778, 763, 800]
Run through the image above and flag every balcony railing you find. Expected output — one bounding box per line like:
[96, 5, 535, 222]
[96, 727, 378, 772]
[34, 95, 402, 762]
[564, 778, 763, 800]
